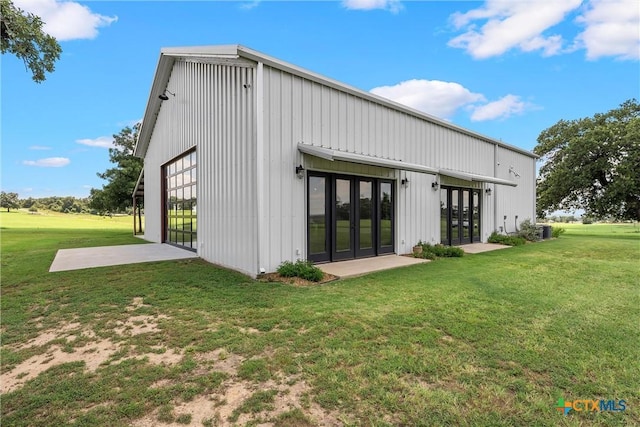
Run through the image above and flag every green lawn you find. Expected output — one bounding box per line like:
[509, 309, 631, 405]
[1, 211, 638, 426]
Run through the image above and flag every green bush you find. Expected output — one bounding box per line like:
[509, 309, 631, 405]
[551, 226, 566, 238]
[276, 259, 324, 282]
[488, 232, 526, 246]
[413, 243, 464, 259]
[517, 219, 540, 242]
[582, 217, 594, 224]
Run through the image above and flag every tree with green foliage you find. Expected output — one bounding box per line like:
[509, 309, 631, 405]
[1, 191, 20, 211]
[1, 0, 62, 83]
[535, 99, 640, 221]
[89, 124, 143, 213]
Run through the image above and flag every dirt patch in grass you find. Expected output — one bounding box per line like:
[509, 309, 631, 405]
[113, 314, 169, 336]
[1, 338, 121, 394]
[1, 299, 181, 394]
[126, 296, 150, 312]
[258, 272, 338, 286]
[131, 376, 342, 427]
[195, 349, 245, 376]
[12, 321, 82, 350]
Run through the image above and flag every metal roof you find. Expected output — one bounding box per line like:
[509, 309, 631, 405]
[135, 45, 538, 159]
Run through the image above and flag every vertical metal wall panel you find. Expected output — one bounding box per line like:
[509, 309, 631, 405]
[259, 64, 532, 269]
[494, 147, 537, 233]
[144, 60, 258, 276]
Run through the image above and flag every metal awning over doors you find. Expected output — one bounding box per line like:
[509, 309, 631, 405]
[438, 169, 517, 187]
[297, 143, 438, 175]
[297, 143, 517, 187]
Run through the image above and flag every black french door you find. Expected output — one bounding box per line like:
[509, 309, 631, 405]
[440, 186, 481, 246]
[308, 173, 394, 263]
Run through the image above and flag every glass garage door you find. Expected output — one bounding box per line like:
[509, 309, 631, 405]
[164, 150, 197, 250]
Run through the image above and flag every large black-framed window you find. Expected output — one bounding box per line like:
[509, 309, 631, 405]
[308, 172, 394, 263]
[163, 150, 197, 251]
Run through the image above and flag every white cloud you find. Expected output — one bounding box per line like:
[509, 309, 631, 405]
[470, 94, 530, 121]
[29, 145, 52, 150]
[23, 157, 70, 167]
[342, 0, 403, 13]
[371, 79, 536, 121]
[576, 0, 640, 60]
[370, 79, 485, 119]
[448, 0, 582, 58]
[14, 0, 117, 41]
[240, 1, 261, 10]
[76, 136, 113, 148]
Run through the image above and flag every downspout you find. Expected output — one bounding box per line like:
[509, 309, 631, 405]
[255, 61, 265, 276]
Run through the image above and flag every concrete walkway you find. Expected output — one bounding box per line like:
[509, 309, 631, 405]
[318, 255, 428, 278]
[49, 243, 199, 272]
[460, 243, 511, 254]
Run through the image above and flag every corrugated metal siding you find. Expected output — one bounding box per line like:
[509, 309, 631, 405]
[144, 60, 258, 276]
[495, 147, 537, 233]
[261, 65, 502, 265]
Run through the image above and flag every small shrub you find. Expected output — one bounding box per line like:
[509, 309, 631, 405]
[582, 217, 594, 224]
[551, 226, 566, 238]
[517, 219, 540, 242]
[276, 259, 324, 282]
[276, 260, 298, 277]
[413, 242, 464, 259]
[488, 232, 526, 246]
[28, 206, 38, 212]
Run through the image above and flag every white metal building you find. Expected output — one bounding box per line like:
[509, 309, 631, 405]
[133, 45, 537, 277]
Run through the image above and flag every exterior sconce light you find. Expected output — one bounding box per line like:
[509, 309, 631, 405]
[485, 188, 492, 196]
[158, 90, 175, 101]
[401, 178, 409, 188]
[295, 164, 305, 179]
[508, 166, 521, 178]
[431, 182, 439, 190]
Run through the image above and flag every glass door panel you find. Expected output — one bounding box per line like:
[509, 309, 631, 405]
[333, 178, 354, 260]
[461, 189, 471, 243]
[440, 188, 449, 245]
[378, 181, 394, 253]
[308, 175, 330, 262]
[472, 190, 480, 242]
[356, 179, 375, 257]
[450, 189, 460, 245]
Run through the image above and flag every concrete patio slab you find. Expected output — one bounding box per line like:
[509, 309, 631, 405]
[49, 243, 198, 272]
[460, 243, 511, 254]
[318, 255, 429, 279]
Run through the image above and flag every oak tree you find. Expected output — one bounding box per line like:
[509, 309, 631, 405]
[1, 0, 61, 83]
[89, 124, 143, 213]
[535, 99, 640, 221]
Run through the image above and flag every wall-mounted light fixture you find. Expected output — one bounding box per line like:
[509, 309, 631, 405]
[158, 90, 175, 101]
[485, 188, 492, 196]
[508, 165, 521, 178]
[295, 164, 305, 179]
[431, 181, 439, 190]
[401, 178, 409, 188]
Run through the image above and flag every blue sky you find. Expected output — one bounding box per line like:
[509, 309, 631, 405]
[2, 0, 638, 198]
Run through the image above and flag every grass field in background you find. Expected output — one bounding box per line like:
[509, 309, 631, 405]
[1, 209, 134, 230]
[1, 211, 638, 426]
[554, 222, 640, 236]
